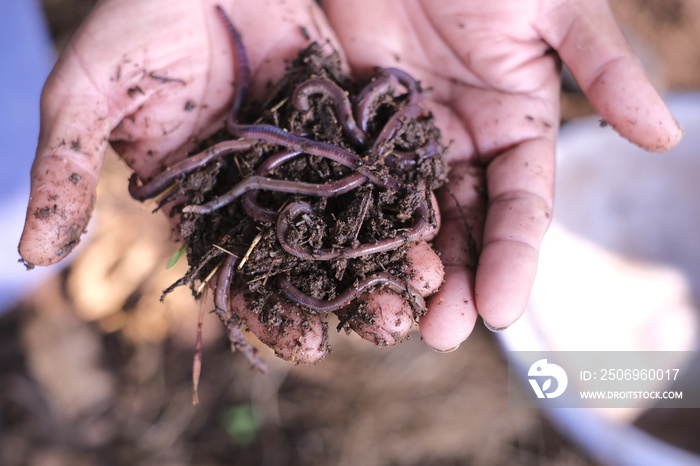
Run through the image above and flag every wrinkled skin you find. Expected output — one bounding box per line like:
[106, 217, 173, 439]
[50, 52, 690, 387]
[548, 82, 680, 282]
[19, 0, 681, 355]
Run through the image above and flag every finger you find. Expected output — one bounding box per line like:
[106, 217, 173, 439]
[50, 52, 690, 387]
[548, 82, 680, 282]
[420, 162, 485, 351]
[538, 0, 682, 151]
[338, 240, 444, 346]
[230, 292, 330, 364]
[477, 136, 554, 329]
[421, 268, 478, 352]
[340, 290, 415, 346]
[18, 56, 113, 266]
[405, 240, 444, 297]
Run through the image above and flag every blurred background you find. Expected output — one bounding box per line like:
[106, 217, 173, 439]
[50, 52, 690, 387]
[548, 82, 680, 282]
[1, 0, 699, 465]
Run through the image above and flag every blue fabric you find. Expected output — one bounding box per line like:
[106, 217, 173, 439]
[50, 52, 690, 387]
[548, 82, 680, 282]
[0, 0, 56, 312]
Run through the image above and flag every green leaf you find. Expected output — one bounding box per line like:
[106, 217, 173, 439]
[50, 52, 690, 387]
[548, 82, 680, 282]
[166, 244, 187, 269]
[221, 403, 261, 446]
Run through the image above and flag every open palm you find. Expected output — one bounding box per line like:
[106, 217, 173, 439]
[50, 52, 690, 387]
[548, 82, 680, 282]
[324, 0, 682, 351]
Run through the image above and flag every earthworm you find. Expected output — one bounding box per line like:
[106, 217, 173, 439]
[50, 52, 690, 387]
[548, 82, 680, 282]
[214, 254, 238, 314]
[241, 149, 303, 223]
[128, 140, 253, 201]
[381, 67, 422, 106]
[415, 136, 440, 159]
[293, 77, 366, 147]
[354, 73, 399, 133]
[353, 68, 423, 135]
[214, 253, 267, 372]
[227, 122, 401, 189]
[367, 69, 425, 157]
[276, 198, 430, 260]
[254, 149, 304, 174]
[370, 103, 426, 159]
[182, 172, 367, 214]
[215, 5, 250, 120]
[384, 137, 440, 170]
[278, 272, 426, 313]
[227, 122, 362, 168]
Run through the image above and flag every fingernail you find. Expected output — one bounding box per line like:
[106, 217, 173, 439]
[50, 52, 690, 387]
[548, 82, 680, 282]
[430, 344, 460, 353]
[484, 322, 508, 333]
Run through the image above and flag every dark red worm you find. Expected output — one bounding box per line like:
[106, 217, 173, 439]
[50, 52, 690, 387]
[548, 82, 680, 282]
[228, 122, 362, 168]
[214, 253, 267, 372]
[278, 272, 426, 313]
[354, 67, 423, 134]
[215, 5, 250, 120]
[368, 68, 426, 158]
[293, 77, 366, 147]
[128, 140, 253, 201]
[354, 74, 399, 133]
[382, 67, 423, 105]
[231, 122, 405, 190]
[182, 172, 367, 214]
[242, 149, 303, 223]
[275, 198, 430, 261]
[370, 103, 426, 159]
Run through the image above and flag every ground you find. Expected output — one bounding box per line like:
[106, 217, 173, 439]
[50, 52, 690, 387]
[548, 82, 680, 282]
[2, 1, 700, 465]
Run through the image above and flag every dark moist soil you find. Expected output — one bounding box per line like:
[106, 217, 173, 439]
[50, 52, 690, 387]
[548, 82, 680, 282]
[164, 43, 447, 337]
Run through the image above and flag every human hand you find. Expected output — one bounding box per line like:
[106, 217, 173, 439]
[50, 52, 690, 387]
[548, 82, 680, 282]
[323, 0, 683, 351]
[19, 0, 338, 267]
[18, 0, 446, 364]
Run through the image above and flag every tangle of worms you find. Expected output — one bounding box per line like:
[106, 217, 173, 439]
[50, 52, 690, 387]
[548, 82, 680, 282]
[128, 6, 448, 367]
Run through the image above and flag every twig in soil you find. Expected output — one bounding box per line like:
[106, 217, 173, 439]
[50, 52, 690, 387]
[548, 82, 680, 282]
[238, 232, 263, 270]
[193, 304, 204, 405]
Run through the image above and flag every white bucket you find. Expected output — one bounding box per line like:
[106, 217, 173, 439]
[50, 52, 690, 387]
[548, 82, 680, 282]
[500, 93, 700, 466]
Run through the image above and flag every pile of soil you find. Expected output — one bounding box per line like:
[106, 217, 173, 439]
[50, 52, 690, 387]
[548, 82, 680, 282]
[137, 43, 447, 355]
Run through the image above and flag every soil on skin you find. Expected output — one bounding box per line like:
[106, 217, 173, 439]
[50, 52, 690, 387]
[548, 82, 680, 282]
[163, 44, 448, 335]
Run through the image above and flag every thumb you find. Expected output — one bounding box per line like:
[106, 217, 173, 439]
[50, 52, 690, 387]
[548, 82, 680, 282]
[19, 57, 113, 267]
[539, 0, 683, 151]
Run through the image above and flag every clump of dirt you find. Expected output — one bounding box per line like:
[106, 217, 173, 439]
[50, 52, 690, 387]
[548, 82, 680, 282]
[131, 37, 448, 365]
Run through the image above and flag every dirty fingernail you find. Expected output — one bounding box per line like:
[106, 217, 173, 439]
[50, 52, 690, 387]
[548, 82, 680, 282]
[484, 322, 508, 333]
